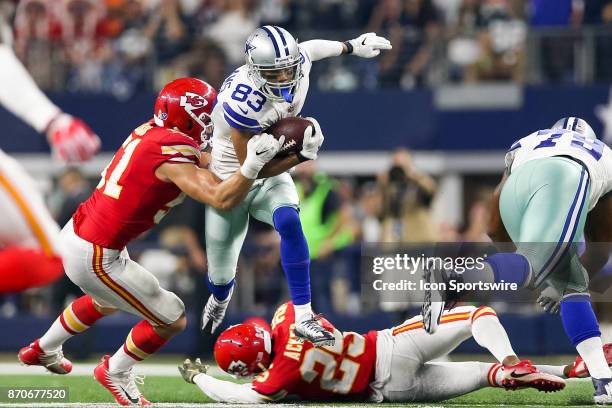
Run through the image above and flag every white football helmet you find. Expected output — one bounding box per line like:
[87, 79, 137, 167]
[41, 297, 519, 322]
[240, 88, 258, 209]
[551, 117, 597, 140]
[245, 26, 302, 103]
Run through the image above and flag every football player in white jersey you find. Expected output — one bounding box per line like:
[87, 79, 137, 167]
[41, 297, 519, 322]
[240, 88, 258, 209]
[423, 117, 612, 404]
[0, 10, 100, 293]
[200, 26, 391, 345]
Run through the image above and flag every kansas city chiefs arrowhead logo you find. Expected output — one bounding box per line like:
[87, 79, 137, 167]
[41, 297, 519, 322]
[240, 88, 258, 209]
[180, 92, 208, 111]
[227, 360, 249, 376]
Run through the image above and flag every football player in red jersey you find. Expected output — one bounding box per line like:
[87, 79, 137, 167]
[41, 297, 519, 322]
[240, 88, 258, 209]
[0, 25, 100, 293]
[18, 78, 283, 406]
[179, 302, 577, 403]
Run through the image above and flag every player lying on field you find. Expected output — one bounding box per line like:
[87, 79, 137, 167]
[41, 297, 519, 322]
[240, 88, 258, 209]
[422, 117, 612, 404]
[179, 302, 612, 403]
[17, 78, 289, 406]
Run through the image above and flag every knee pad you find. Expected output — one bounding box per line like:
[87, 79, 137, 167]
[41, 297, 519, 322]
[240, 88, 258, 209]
[273, 206, 302, 237]
[486, 253, 532, 287]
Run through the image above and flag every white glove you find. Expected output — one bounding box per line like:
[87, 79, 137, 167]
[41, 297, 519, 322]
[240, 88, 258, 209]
[299, 117, 324, 161]
[46, 113, 101, 162]
[348, 32, 392, 58]
[240, 133, 284, 179]
[537, 285, 562, 314]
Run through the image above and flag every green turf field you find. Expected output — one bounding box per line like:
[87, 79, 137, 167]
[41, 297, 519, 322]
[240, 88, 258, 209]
[0, 375, 596, 407]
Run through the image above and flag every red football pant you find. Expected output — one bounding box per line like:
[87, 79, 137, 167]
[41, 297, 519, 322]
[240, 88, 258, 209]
[0, 247, 63, 293]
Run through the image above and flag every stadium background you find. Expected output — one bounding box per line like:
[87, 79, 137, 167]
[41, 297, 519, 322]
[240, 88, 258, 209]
[1, 0, 612, 361]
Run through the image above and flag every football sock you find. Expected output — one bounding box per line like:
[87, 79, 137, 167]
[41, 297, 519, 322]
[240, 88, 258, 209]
[460, 253, 531, 287]
[207, 278, 234, 302]
[576, 338, 612, 379]
[470, 307, 516, 363]
[0, 247, 63, 293]
[487, 363, 504, 387]
[273, 207, 311, 317]
[39, 295, 104, 351]
[560, 293, 611, 379]
[109, 320, 167, 373]
[535, 364, 567, 378]
[293, 302, 313, 321]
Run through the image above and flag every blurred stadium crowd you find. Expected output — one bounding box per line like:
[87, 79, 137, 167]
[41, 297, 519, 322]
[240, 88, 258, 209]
[11, 0, 612, 99]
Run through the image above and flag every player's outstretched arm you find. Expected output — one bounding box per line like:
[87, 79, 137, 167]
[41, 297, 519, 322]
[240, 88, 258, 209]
[179, 359, 270, 403]
[157, 133, 282, 209]
[0, 44, 100, 162]
[300, 33, 391, 62]
[231, 118, 324, 178]
[193, 373, 270, 404]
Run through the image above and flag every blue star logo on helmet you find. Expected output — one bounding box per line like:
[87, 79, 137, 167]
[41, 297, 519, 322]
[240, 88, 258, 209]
[245, 41, 256, 54]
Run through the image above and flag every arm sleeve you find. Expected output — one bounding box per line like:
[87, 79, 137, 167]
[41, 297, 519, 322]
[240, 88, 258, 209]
[193, 374, 270, 404]
[299, 40, 344, 62]
[0, 44, 60, 133]
[157, 132, 201, 165]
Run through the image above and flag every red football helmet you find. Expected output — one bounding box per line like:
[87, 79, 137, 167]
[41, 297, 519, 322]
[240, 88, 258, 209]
[153, 78, 217, 147]
[243, 316, 272, 333]
[214, 323, 272, 377]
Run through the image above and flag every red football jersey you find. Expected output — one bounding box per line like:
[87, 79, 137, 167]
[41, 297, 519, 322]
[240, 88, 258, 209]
[73, 121, 200, 249]
[252, 302, 378, 401]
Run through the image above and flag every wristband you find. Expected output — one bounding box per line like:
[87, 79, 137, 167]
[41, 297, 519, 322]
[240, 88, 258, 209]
[343, 41, 353, 55]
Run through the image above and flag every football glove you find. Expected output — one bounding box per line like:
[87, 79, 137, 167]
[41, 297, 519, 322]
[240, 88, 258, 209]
[240, 133, 284, 179]
[178, 358, 208, 384]
[46, 113, 101, 162]
[299, 117, 324, 161]
[537, 285, 562, 314]
[348, 32, 392, 58]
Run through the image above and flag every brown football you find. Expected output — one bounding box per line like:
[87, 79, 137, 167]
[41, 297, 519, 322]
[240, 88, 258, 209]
[264, 117, 313, 157]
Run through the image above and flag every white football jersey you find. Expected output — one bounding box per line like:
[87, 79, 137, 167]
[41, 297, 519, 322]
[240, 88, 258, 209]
[210, 45, 313, 180]
[506, 129, 612, 210]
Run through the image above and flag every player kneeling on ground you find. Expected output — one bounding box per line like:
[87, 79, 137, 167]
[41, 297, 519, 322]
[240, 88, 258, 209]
[178, 302, 586, 403]
[18, 78, 283, 406]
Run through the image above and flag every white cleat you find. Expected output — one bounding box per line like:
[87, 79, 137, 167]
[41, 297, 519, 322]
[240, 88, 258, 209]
[593, 377, 612, 405]
[294, 313, 335, 347]
[421, 266, 444, 334]
[94, 355, 150, 406]
[201, 287, 233, 333]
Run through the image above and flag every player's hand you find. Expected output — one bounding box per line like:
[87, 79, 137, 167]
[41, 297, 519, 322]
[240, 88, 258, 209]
[348, 32, 392, 58]
[537, 286, 562, 314]
[46, 113, 101, 162]
[178, 358, 209, 384]
[299, 117, 324, 161]
[241, 133, 284, 179]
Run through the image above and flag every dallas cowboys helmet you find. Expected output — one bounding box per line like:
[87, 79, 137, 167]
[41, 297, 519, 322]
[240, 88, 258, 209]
[245, 26, 301, 103]
[551, 117, 598, 140]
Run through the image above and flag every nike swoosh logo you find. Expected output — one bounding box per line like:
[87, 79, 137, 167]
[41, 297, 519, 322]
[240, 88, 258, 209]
[509, 371, 530, 379]
[119, 386, 140, 404]
[238, 106, 249, 115]
[362, 38, 367, 46]
[256, 148, 271, 156]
